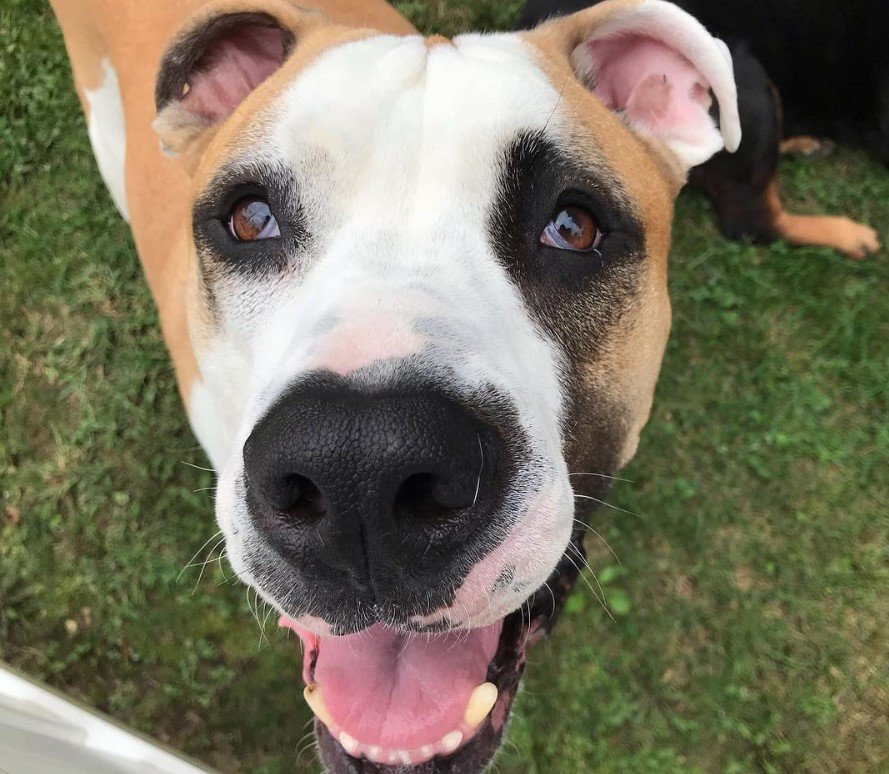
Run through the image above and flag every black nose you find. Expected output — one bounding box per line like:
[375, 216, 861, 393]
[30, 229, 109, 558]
[242, 376, 505, 599]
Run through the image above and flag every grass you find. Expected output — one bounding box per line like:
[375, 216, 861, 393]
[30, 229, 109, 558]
[1, 0, 887, 771]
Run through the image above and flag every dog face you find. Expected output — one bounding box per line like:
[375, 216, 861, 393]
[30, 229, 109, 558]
[153, 0, 738, 769]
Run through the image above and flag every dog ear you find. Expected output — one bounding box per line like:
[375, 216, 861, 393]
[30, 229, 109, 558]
[531, 0, 741, 173]
[153, 4, 300, 160]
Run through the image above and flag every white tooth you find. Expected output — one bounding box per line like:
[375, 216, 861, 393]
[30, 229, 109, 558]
[338, 731, 359, 754]
[419, 745, 434, 758]
[387, 750, 411, 765]
[463, 681, 498, 726]
[441, 731, 463, 753]
[303, 684, 333, 727]
[367, 746, 382, 761]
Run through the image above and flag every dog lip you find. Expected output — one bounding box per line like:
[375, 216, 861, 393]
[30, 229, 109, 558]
[314, 699, 504, 771]
[306, 537, 583, 772]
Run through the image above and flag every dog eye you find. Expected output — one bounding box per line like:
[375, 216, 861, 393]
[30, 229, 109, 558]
[540, 206, 602, 252]
[229, 196, 280, 242]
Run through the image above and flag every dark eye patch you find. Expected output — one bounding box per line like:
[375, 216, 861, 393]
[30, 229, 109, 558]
[488, 130, 646, 361]
[489, 131, 643, 287]
[193, 161, 308, 276]
[488, 131, 650, 482]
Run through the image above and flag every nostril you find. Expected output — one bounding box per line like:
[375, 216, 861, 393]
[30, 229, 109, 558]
[393, 472, 475, 522]
[267, 473, 327, 522]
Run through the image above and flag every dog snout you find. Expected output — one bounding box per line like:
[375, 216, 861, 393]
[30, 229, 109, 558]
[242, 375, 507, 604]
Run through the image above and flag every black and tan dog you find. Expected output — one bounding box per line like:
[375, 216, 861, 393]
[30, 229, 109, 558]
[51, 0, 740, 770]
[523, 0, 886, 258]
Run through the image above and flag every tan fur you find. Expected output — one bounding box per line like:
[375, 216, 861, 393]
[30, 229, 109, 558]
[49, 0, 108, 111]
[779, 135, 831, 157]
[49, 0, 416, 403]
[425, 34, 453, 48]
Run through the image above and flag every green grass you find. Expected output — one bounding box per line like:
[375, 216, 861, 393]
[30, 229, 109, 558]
[1, 0, 887, 771]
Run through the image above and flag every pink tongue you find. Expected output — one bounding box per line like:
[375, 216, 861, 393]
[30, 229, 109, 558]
[299, 621, 501, 750]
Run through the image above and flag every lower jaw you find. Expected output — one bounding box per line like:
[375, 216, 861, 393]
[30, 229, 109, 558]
[309, 539, 584, 773]
[315, 707, 507, 773]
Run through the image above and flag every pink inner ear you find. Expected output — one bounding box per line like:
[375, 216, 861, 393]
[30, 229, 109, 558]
[587, 35, 714, 147]
[183, 26, 286, 122]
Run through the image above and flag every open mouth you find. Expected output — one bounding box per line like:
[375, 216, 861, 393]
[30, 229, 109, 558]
[280, 532, 584, 772]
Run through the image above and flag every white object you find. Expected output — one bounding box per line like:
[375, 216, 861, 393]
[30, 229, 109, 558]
[0, 663, 212, 773]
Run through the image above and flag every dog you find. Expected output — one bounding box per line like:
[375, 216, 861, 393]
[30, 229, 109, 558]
[521, 0, 885, 259]
[50, 0, 740, 770]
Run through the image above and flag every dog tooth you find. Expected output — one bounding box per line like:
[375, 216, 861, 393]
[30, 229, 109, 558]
[338, 731, 359, 754]
[367, 746, 382, 761]
[441, 730, 463, 753]
[386, 749, 411, 765]
[302, 684, 333, 726]
[463, 681, 498, 726]
[419, 744, 434, 758]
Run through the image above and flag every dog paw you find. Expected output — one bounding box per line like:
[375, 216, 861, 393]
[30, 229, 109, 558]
[836, 219, 881, 260]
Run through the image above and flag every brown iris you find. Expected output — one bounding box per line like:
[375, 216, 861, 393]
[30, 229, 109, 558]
[540, 205, 602, 252]
[229, 196, 280, 242]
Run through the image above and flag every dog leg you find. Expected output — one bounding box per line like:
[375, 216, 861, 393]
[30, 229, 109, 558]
[688, 44, 797, 245]
[779, 136, 835, 158]
[691, 45, 879, 259]
[765, 181, 881, 259]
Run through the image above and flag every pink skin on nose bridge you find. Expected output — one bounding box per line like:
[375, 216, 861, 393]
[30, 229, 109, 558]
[312, 316, 426, 376]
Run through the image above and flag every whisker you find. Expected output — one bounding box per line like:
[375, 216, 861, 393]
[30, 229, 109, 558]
[178, 530, 223, 581]
[542, 70, 570, 135]
[568, 541, 613, 617]
[564, 546, 614, 622]
[569, 471, 634, 483]
[217, 567, 250, 586]
[215, 549, 231, 582]
[518, 597, 532, 653]
[184, 551, 227, 572]
[296, 737, 321, 769]
[543, 581, 556, 618]
[295, 727, 316, 760]
[182, 536, 227, 571]
[571, 518, 621, 564]
[574, 493, 640, 518]
[248, 588, 271, 650]
[180, 460, 215, 473]
[472, 433, 484, 507]
[191, 537, 226, 593]
[262, 599, 276, 632]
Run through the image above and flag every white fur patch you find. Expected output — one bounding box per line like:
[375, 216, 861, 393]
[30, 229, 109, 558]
[197, 34, 578, 626]
[85, 59, 129, 221]
[187, 377, 232, 472]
